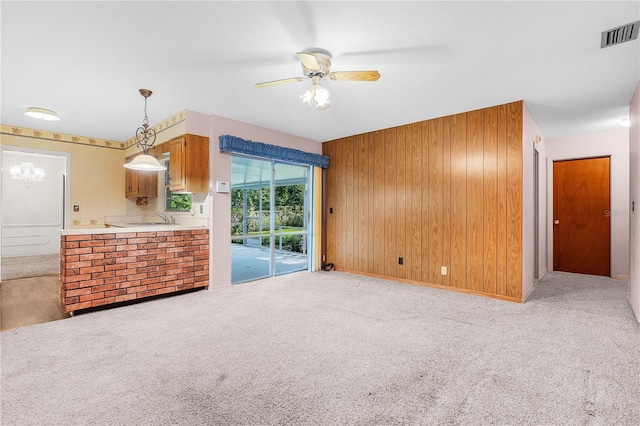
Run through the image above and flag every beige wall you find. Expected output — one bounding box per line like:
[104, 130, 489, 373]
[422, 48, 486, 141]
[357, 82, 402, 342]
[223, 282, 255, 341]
[1, 131, 126, 228]
[2, 112, 199, 227]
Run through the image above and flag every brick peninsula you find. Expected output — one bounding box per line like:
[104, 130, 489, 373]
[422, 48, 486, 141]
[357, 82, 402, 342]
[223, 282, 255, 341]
[59, 225, 209, 314]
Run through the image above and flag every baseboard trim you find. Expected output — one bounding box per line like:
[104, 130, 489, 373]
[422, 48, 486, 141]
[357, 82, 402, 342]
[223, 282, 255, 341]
[628, 295, 640, 324]
[522, 281, 535, 303]
[538, 267, 548, 279]
[612, 275, 630, 280]
[208, 281, 232, 290]
[333, 269, 523, 303]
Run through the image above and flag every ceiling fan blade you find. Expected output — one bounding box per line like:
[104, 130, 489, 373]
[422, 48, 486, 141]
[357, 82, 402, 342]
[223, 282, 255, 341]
[255, 77, 305, 88]
[297, 52, 319, 70]
[328, 71, 381, 81]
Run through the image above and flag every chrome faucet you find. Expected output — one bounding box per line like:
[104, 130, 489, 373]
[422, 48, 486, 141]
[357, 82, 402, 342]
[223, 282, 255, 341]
[154, 213, 172, 224]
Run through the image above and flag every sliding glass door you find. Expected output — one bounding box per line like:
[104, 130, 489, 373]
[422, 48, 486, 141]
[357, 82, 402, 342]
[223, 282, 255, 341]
[231, 156, 310, 284]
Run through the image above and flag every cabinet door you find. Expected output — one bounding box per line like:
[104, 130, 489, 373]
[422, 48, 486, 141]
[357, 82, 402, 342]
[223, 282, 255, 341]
[184, 134, 210, 193]
[138, 171, 158, 197]
[125, 164, 158, 198]
[169, 137, 187, 191]
[125, 167, 139, 197]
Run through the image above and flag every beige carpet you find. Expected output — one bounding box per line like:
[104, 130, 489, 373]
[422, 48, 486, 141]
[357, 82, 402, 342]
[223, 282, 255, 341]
[1, 254, 59, 281]
[1, 270, 639, 425]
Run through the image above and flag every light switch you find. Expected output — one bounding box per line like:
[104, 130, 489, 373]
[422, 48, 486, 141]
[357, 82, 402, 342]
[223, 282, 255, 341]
[73, 205, 79, 212]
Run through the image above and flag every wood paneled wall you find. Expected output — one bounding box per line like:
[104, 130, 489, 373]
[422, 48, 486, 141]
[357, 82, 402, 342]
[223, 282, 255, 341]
[322, 101, 523, 301]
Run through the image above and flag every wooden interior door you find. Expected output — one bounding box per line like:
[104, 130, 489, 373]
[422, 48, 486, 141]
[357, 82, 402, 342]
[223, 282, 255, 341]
[553, 157, 610, 276]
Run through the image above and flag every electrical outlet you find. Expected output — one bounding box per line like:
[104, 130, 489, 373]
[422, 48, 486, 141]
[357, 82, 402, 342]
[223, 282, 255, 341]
[73, 205, 79, 212]
[398, 257, 403, 265]
[441, 266, 447, 275]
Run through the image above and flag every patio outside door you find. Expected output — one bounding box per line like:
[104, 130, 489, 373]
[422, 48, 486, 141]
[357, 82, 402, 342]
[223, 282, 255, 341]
[231, 156, 310, 283]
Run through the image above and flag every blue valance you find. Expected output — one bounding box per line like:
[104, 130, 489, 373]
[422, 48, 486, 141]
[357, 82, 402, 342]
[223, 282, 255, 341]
[219, 134, 329, 169]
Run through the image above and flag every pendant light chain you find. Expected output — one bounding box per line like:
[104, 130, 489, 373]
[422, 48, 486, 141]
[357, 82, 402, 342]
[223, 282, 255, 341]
[135, 89, 157, 155]
[123, 88, 167, 171]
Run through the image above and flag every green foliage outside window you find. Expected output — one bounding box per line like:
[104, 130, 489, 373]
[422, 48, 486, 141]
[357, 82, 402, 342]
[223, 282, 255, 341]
[230, 184, 305, 253]
[170, 193, 191, 211]
[231, 184, 304, 235]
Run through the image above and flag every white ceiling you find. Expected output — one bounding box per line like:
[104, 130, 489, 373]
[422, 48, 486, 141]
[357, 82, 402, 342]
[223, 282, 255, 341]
[1, 1, 638, 144]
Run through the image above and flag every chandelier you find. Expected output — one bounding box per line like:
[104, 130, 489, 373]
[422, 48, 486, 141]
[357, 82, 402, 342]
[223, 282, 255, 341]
[10, 162, 45, 187]
[300, 76, 330, 110]
[123, 89, 166, 171]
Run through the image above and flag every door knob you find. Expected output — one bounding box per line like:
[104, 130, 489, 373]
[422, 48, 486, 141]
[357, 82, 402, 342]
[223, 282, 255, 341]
[554, 219, 560, 225]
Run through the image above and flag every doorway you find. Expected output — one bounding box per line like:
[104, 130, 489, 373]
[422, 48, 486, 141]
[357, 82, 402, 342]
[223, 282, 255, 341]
[1, 146, 69, 280]
[552, 156, 610, 276]
[230, 156, 311, 283]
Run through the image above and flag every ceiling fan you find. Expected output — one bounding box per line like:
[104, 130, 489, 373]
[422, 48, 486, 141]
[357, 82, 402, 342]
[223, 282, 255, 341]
[255, 49, 381, 110]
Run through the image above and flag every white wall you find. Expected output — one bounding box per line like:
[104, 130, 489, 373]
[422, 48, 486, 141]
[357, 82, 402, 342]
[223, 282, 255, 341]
[522, 104, 546, 301]
[184, 110, 321, 289]
[546, 128, 630, 279]
[629, 80, 640, 322]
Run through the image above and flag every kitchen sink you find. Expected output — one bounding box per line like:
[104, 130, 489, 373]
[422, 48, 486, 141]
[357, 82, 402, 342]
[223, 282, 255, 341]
[125, 222, 172, 226]
[105, 221, 175, 228]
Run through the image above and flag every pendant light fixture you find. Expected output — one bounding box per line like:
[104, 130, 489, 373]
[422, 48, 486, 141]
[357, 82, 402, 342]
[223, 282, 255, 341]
[124, 89, 166, 171]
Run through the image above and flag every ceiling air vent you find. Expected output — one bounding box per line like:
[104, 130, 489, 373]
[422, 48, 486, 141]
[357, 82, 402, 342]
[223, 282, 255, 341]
[601, 21, 639, 48]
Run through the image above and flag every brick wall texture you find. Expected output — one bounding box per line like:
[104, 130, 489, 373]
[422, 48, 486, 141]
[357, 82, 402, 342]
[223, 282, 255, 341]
[60, 229, 209, 313]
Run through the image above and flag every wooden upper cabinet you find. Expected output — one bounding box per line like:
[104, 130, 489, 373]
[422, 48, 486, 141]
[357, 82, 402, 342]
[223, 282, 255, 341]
[125, 167, 138, 198]
[124, 159, 158, 198]
[169, 137, 186, 191]
[168, 134, 209, 193]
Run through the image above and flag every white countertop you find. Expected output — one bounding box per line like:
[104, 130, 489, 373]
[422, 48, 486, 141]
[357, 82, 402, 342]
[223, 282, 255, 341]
[60, 224, 208, 235]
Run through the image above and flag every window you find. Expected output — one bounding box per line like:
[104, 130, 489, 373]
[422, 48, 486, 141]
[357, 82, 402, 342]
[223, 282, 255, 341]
[163, 160, 191, 212]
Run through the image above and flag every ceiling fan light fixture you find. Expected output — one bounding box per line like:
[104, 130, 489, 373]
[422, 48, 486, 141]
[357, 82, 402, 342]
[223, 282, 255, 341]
[24, 107, 60, 121]
[313, 85, 330, 109]
[256, 49, 378, 110]
[300, 89, 314, 106]
[300, 78, 330, 110]
[124, 89, 166, 172]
